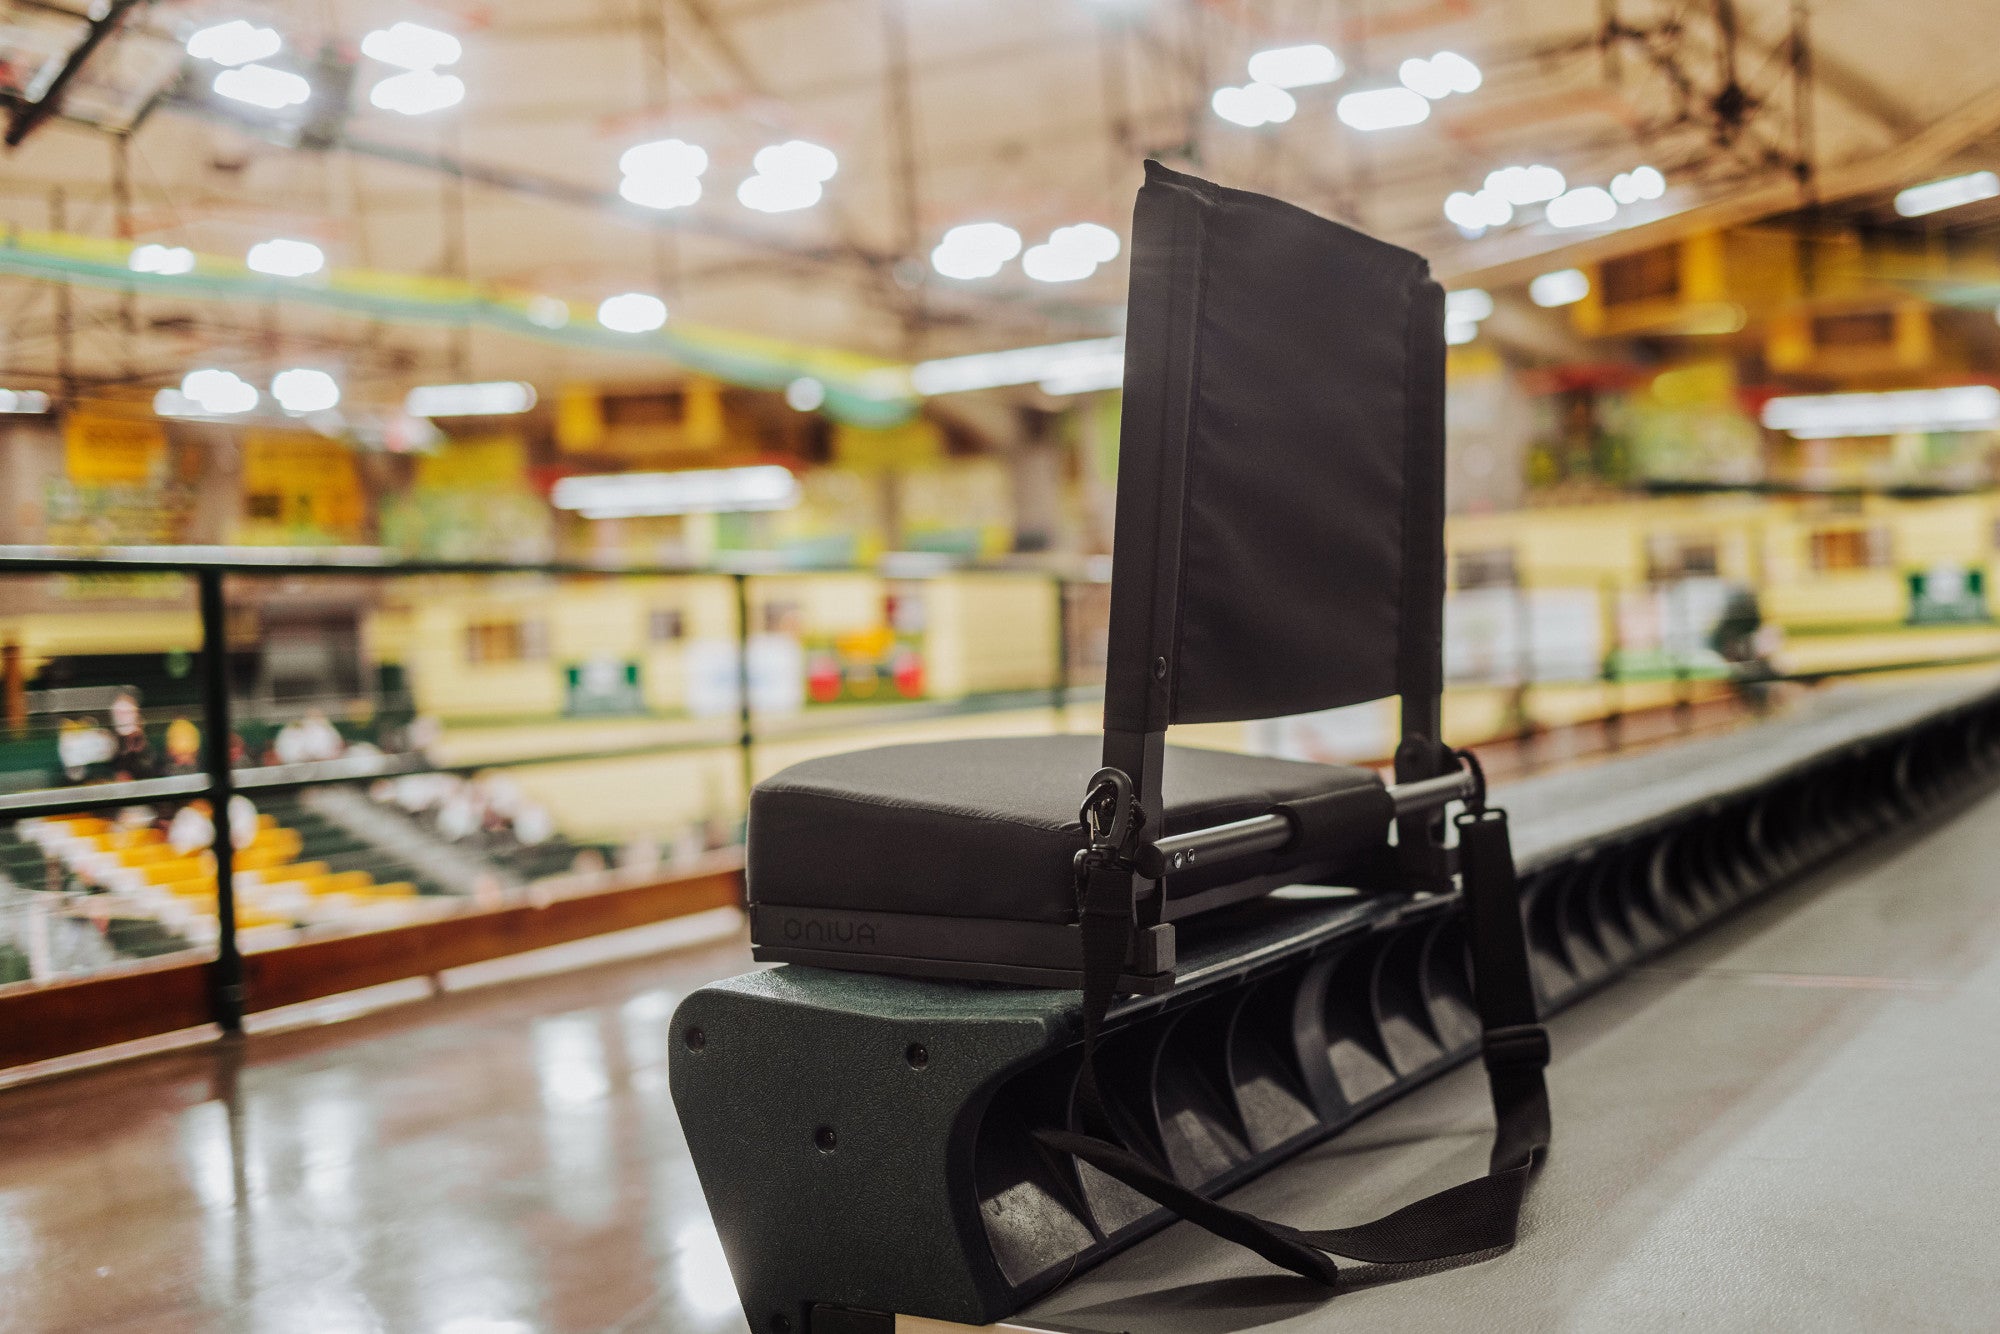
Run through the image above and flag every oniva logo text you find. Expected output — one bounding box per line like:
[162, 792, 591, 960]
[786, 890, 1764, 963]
[781, 914, 878, 946]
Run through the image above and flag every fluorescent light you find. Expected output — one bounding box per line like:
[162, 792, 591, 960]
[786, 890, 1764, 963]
[1247, 44, 1342, 89]
[1051, 223, 1120, 263]
[1398, 53, 1479, 103]
[598, 292, 667, 333]
[1211, 82, 1296, 128]
[128, 244, 195, 275]
[369, 68, 464, 115]
[1021, 223, 1123, 283]
[1444, 189, 1511, 230]
[1894, 171, 2000, 218]
[737, 140, 837, 213]
[752, 140, 838, 183]
[620, 173, 701, 209]
[213, 63, 310, 110]
[1611, 165, 1666, 204]
[1446, 288, 1494, 322]
[270, 368, 339, 414]
[405, 382, 538, 417]
[1427, 51, 1481, 94]
[1445, 314, 1479, 345]
[1022, 244, 1096, 283]
[180, 368, 259, 415]
[621, 139, 709, 180]
[1486, 164, 1566, 205]
[1760, 386, 2000, 439]
[551, 466, 800, 518]
[737, 173, 822, 213]
[785, 378, 826, 412]
[1529, 268, 1590, 307]
[1336, 86, 1429, 130]
[1037, 348, 1127, 396]
[910, 337, 1124, 395]
[0, 389, 50, 413]
[1546, 186, 1618, 228]
[361, 22, 461, 71]
[246, 237, 324, 277]
[930, 222, 1022, 280]
[185, 20, 281, 66]
[620, 139, 707, 210]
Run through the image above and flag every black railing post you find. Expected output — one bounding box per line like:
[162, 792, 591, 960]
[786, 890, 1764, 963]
[733, 572, 756, 811]
[198, 568, 244, 1033]
[1051, 576, 1070, 727]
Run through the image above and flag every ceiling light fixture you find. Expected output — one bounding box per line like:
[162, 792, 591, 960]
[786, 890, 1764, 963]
[1486, 164, 1566, 205]
[738, 139, 838, 213]
[1893, 171, 2000, 218]
[246, 237, 325, 277]
[1336, 86, 1430, 130]
[1022, 223, 1122, 283]
[361, 22, 462, 71]
[185, 20, 281, 66]
[1398, 51, 1480, 100]
[1760, 386, 2000, 438]
[785, 377, 826, 412]
[910, 337, 1125, 395]
[1246, 44, 1343, 89]
[270, 368, 340, 414]
[1211, 81, 1296, 128]
[1545, 186, 1618, 228]
[619, 138, 708, 210]
[370, 68, 464, 115]
[1444, 189, 1512, 232]
[406, 381, 538, 417]
[128, 244, 195, 275]
[213, 63, 311, 110]
[598, 292, 667, 333]
[551, 466, 801, 518]
[1529, 268, 1590, 307]
[1610, 165, 1666, 204]
[930, 222, 1022, 280]
[1446, 288, 1494, 322]
[179, 368, 259, 415]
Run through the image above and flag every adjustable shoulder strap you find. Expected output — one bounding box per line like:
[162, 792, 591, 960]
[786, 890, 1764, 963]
[1036, 794, 1550, 1290]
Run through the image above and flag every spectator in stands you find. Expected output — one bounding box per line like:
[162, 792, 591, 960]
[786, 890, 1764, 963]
[108, 691, 156, 782]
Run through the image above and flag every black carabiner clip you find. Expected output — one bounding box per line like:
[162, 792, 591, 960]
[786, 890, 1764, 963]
[1079, 766, 1136, 853]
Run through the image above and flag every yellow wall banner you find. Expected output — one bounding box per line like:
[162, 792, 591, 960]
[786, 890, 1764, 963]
[241, 431, 366, 538]
[415, 435, 530, 491]
[63, 409, 167, 485]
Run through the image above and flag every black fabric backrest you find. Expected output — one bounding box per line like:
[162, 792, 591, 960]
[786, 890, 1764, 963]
[1104, 161, 1446, 732]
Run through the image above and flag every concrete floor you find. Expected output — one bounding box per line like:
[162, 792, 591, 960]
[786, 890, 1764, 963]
[3, 783, 2000, 1332]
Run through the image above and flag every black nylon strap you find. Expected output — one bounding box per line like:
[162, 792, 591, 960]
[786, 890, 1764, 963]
[1036, 802, 1549, 1289]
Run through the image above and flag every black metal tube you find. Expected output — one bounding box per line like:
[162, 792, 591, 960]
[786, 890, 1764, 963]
[1145, 814, 1292, 875]
[1140, 770, 1480, 878]
[1389, 769, 1479, 816]
[198, 569, 244, 1034]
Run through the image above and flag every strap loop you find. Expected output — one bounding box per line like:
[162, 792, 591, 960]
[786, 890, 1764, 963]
[1481, 1023, 1551, 1074]
[1047, 787, 1550, 1294]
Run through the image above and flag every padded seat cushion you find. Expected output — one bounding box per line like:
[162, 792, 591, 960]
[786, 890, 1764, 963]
[748, 735, 1390, 924]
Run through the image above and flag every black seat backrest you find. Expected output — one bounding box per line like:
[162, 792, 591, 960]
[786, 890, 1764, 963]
[1103, 162, 1450, 823]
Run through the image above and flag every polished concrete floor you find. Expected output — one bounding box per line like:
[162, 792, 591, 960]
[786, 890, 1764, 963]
[4, 784, 2000, 1332]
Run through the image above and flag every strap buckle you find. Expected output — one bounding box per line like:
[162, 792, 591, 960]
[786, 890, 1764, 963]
[1080, 766, 1140, 854]
[1481, 1023, 1551, 1074]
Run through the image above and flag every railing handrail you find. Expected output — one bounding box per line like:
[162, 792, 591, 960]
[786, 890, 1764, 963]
[0, 545, 1115, 582]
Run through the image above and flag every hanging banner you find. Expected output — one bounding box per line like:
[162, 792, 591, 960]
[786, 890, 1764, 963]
[63, 409, 166, 485]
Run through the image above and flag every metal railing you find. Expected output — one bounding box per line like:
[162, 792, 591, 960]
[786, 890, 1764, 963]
[3, 543, 1996, 1044]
